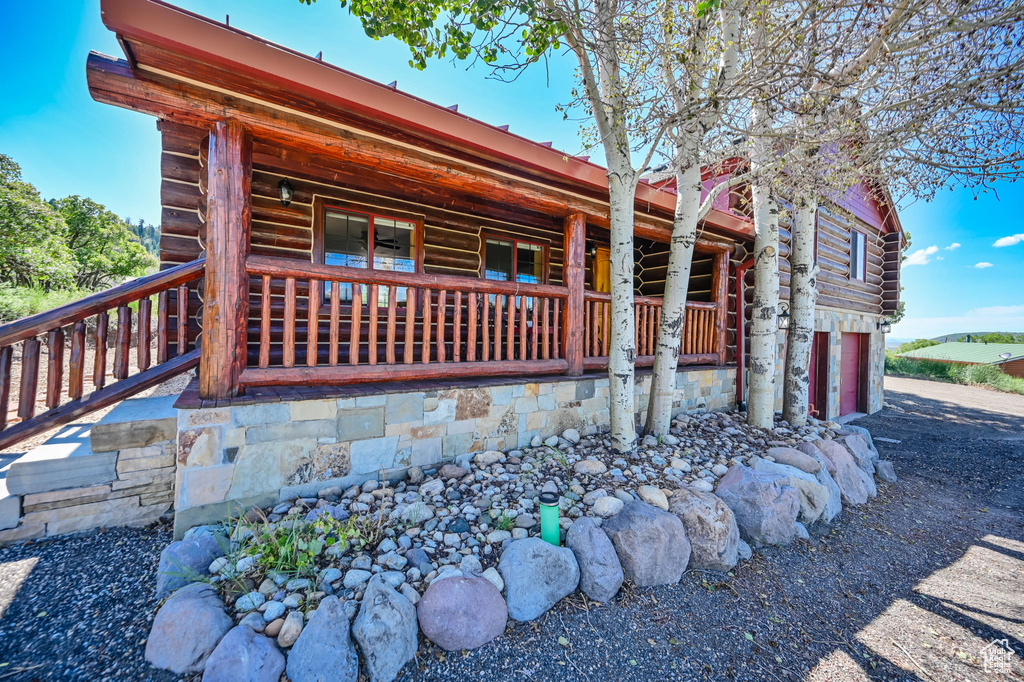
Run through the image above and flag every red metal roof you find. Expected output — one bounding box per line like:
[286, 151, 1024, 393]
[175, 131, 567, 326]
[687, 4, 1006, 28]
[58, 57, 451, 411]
[99, 0, 753, 238]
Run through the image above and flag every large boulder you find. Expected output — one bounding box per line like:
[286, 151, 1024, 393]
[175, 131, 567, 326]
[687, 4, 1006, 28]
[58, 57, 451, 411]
[498, 538, 580, 622]
[765, 447, 821, 475]
[793, 442, 843, 523]
[715, 466, 800, 547]
[814, 439, 875, 505]
[749, 458, 830, 525]
[156, 533, 225, 599]
[286, 596, 359, 682]
[145, 583, 233, 674]
[417, 576, 508, 650]
[202, 625, 285, 682]
[839, 434, 876, 475]
[840, 425, 879, 458]
[601, 501, 691, 586]
[565, 517, 624, 602]
[352, 576, 418, 682]
[669, 489, 739, 571]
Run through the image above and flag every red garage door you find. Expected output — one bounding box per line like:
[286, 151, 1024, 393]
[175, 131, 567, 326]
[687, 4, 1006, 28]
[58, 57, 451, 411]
[840, 333, 864, 416]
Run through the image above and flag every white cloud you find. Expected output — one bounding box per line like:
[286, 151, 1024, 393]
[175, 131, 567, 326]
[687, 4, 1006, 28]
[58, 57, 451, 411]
[904, 245, 940, 266]
[969, 304, 1024, 317]
[993, 233, 1024, 247]
[944, 243, 961, 250]
[974, 262, 994, 269]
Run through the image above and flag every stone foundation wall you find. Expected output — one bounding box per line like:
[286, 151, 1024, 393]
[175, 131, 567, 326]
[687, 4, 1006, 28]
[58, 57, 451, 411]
[0, 396, 178, 545]
[173, 367, 737, 536]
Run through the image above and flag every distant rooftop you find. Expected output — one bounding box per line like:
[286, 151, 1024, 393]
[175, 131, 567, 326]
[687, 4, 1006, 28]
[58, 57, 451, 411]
[897, 342, 1024, 365]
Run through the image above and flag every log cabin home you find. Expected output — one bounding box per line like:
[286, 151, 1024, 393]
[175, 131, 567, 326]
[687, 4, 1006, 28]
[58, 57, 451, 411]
[0, 0, 904, 538]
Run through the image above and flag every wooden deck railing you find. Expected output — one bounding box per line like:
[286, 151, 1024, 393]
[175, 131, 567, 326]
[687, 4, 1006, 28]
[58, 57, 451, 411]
[0, 259, 205, 450]
[582, 291, 724, 369]
[239, 255, 571, 386]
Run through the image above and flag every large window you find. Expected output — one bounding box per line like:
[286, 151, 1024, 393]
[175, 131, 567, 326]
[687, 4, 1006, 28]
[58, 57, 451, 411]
[318, 205, 420, 303]
[483, 236, 546, 284]
[850, 230, 867, 281]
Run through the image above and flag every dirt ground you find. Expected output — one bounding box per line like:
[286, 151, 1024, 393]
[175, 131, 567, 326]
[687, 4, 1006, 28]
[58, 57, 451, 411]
[0, 375, 1021, 681]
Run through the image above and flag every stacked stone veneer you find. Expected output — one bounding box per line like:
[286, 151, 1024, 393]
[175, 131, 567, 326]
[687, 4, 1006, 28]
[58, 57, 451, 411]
[173, 367, 736, 536]
[768, 307, 885, 418]
[0, 396, 178, 544]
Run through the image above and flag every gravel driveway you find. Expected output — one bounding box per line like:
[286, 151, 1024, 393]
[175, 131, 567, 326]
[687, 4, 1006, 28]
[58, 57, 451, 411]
[1, 375, 1021, 681]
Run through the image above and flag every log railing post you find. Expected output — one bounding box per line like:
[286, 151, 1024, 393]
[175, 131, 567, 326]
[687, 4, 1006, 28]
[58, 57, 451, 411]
[562, 213, 586, 376]
[712, 250, 730, 366]
[200, 119, 252, 399]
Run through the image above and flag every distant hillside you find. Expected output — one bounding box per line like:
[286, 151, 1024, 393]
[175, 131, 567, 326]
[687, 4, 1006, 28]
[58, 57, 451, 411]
[932, 332, 1024, 343]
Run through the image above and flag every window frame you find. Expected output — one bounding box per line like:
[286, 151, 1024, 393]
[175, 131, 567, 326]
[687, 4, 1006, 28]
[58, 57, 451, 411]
[850, 228, 867, 281]
[312, 198, 425, 274]
[479, 232, 550, 285]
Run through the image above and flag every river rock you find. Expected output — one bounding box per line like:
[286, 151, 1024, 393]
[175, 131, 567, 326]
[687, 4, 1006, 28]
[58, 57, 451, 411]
[417, 576, 508, 650]
[765, 447, 820, 475]
[498, 537, 580, 622]
[352, 576, 418, 682]
[715, 466, 800, 547]
[592, 496, 624, 518]
[565, 517, 624, 602]
[439, 464, 469, 480]
[145, 583, 233, 674]
[575, 459, 608, 476]
[813, 439, 874, 505]
[749, 457, 830, 525]
[202, 625, 285, 682]
[286, 596, 359, 682]
[601, 501, 690, 586]
[156, 534, 226, 599]
[637, 485, 669, 511]
[669, 489, 739, 571]
[474, 451, 504, 467]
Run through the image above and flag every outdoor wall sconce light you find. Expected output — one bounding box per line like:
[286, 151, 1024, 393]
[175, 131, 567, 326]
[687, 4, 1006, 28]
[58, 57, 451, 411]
[778, 302, 791, 331]
[278, 178, 294, 207]
[538, 491, 561, 546]
[877, 317, 892, 334]
[588, 243, 598, 259]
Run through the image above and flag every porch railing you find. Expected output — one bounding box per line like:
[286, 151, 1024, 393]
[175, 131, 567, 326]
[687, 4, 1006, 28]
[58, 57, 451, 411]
[0, 259, 205, 450]
[582, 291, 724, 368]
[239, 255, 570, 386]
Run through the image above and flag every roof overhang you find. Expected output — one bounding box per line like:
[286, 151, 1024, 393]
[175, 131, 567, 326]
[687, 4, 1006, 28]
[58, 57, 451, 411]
[98, 0, 754, 240]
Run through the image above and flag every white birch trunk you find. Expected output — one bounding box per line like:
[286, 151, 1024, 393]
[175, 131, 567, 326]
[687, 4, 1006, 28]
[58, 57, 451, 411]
[644, 161, 700, 436]
[782, 194, 819, 426]
[605, 162, 638, 454]
[746, 103, 780, 429]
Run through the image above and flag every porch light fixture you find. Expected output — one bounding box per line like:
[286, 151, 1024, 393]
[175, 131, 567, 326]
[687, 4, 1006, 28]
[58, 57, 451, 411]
[778, 302, 790, 331]
[278, 178, 294, 207]
[877, 317, 892, 334]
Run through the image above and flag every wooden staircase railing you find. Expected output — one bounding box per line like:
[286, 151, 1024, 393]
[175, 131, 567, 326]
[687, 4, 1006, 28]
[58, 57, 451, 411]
[0, 259, 205, 451]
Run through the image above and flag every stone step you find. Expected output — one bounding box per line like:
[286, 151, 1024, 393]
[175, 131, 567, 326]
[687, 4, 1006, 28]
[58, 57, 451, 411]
[4, 424, 116, 496]
[90, 394, 179, 453]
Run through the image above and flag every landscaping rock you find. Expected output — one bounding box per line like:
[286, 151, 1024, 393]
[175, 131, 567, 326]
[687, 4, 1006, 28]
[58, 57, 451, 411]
[481, 567, 504, 592]
[565, 517, 624, 602]
[417, 576, 508, 651]
[601, 501, 690, 586]
[715, 466, 800, 547]
[562, 428, 581, 444]
[765, 447, 820, 474]
[202, 625, 285, 682]
[813, 439, 874, 505]
[474, 451, 504, 467]
[575, 459, 608, 476]
[841, 424, 879, 458]
[145, 583, 233, 674]
[235, 591, 266, 613]
[156, 533, 225, 599]
[286, 596, 359, 682]
[439, 464, 469, 480]
[875, 460, 898, 483]
[592, 496, 624, 518]
[277, 610, 305, 648]
[498, 537, 580, 621]
[839, 434, 876, 475]
[352, 576, 418, 682]
[737, 539, 752, 561]
[749, 458, 830, 525]
[637, 485, 669, 511]
[669, 488, 739, 571]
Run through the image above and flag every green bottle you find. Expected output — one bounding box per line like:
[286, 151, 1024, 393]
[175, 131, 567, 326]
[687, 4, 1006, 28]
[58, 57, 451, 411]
[538, 491, 561, 546]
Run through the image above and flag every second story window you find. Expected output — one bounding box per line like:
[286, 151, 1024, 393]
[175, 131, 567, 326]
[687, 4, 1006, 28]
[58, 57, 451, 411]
[483, 236, 546, 284]
[850, 230, 867, 281]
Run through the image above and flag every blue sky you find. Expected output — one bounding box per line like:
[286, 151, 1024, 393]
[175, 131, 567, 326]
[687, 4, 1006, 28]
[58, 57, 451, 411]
[2, 0, 1021, 340]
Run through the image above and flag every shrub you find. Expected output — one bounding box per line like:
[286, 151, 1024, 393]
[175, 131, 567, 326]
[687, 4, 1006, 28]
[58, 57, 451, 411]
[0, 285, 86, 323]
[885, 352, 1024, 395]
[894, 338, 941, 354]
